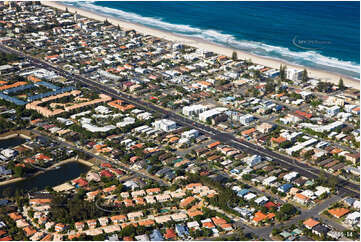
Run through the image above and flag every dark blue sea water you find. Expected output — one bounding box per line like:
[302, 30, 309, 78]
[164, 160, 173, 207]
[64, 1, 360, 79]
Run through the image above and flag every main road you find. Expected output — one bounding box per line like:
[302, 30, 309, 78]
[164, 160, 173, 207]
[0, 44, 359, 198]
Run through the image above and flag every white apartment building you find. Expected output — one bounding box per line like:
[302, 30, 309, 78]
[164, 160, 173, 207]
[182, 104, 208, 117]
[198, 107, 228, 122]
[181, 129, 199, 139]
[239, 114, 255, 125]
[153, 119, 177, 132]
[286, 68, 303, 81]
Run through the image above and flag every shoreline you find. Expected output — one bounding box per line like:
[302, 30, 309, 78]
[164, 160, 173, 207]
[0, 158, 93, 187]
[41, 1, 360, 90]
[0, 131, 32, 140]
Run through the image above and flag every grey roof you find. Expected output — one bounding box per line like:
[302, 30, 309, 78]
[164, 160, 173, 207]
[312, 224, 330, 235]
[175, 224, 189, 237]
[3, 84, 35, 95]
[27, 86, 75, 102]
[150, 229, 163, 241]
[0, 93, 26, 105]
[35, 81, 60, 91]
[344, 197, 356, 206]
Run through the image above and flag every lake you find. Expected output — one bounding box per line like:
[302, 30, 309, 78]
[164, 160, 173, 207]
[0, 161, 90, 197]
[0, 136, 27, 149]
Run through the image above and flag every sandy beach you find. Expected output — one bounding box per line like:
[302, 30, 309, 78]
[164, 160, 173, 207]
[41, 1, 359, 90]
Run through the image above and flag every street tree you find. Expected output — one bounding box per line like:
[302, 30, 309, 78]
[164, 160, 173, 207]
[279, 64, 287, 81]
[232, 51, 238, 61]
[338, 78, 345, 90]
[302, 68, 308, 82]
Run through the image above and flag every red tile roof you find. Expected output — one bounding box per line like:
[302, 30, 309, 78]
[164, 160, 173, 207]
[211, 217, 227, 226]
[303, 218, 319, 228]
[202, 222, 215, 228]
[72, 178, 88, 187]
[208, 141, 221, 149]
[295, 110, 312, 119]
[100, 170, 114, 178]
[164, 228, 176, 239]
[101, 163, 112, 168]
[264, 201, 277, 209]
[253, 211, 275, 223]
[0, 236, 12, 241]
[123, 236, 134, 241]
[328, 208, 350, 218]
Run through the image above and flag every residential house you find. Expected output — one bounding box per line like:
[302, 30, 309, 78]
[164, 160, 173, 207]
[131, 190, 146, 197]
[155, 215, 172, 224]
[278, 183, 293, 193]
[180, 197, 195, 208]
[138, 220, 155, 227]
[345, 153, 360, 164]
[98, 217, 109, 227]
[187, 221, 200, 231]
[312, 224, 330, 237]
[254, 196, 269, 206]
[201, 219, 215, 229]
[328, 208, 350, 219]
[294, 193, 310, 205]
[74, 222, 84, 231]
[252, 211, 275, 225]
[155, 194, 171, 203]
[54, 223, 65, 232]
[146, 188, 161, 195]
[303, 218, 319, 230]
[164, 228, 177, 240]
[86, 219, 97, 229]
[345, 212, 360, 226]
[150, 229, 163, 241]
[175, 224, 189, 239]
[110, 215, 127, 224]
[135, 234, 149, 241]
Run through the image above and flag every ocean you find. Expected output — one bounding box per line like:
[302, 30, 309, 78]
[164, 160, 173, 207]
[63, 1, 360, 79]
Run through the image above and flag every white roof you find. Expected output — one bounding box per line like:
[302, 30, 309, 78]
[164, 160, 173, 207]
[135, 234, 149, 241]
[346, 212, 360, 220]
[231, 186, 242, 192]
[187, 221, 200, 228]
[263, 176, 277, 184]
[244, 193, 257, 201]
[301, 190, 314, 197]
[255, 196, 269, 204]
[94, 105, 110, 114]
[155, 119, 176, 126]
